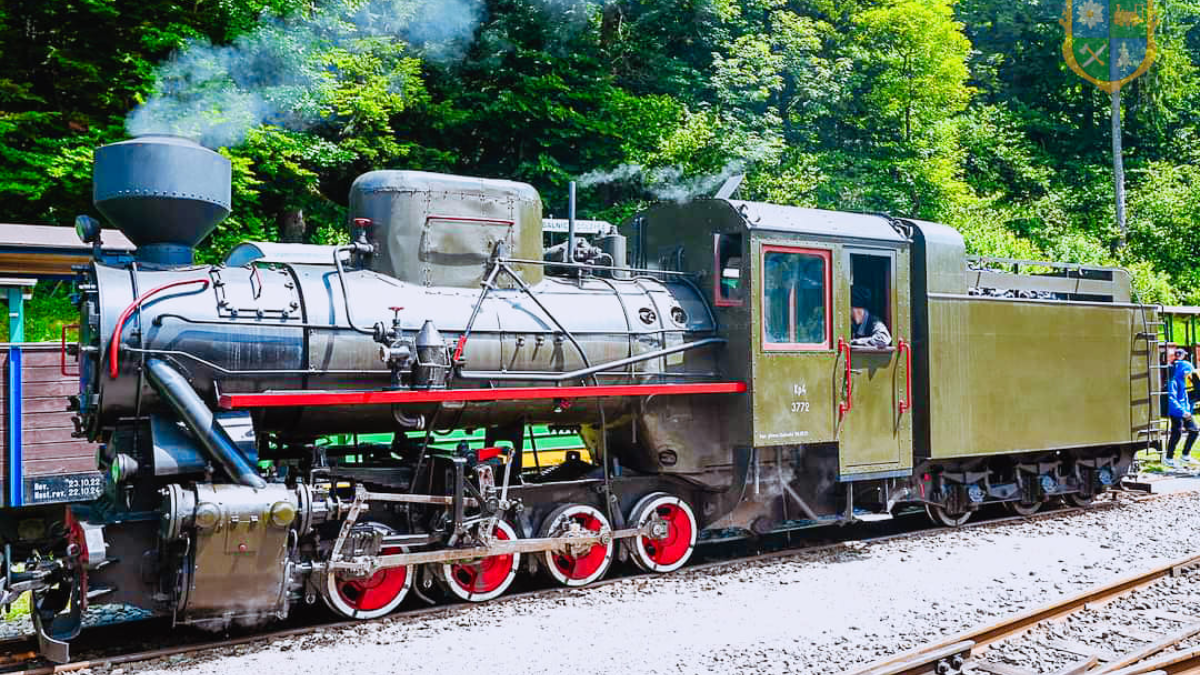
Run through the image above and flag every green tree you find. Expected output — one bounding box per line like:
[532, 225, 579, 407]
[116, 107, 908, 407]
[855, 0, 973, 142]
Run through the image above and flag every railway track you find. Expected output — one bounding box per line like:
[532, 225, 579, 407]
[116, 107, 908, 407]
[845, 548, 1200, 675]
[0, 490, 1163, 675]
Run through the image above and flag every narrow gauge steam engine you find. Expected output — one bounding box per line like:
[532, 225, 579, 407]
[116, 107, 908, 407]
[1, 136, 1157, 662]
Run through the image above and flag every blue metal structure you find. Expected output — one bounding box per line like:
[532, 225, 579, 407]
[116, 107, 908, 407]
[6, 285, 24, 507]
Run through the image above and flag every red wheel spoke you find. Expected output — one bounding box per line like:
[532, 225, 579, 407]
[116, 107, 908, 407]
[326, 539, 412, 618]
[444, 521, 518, 601]
[541, 505, 613, 587]
[630, 494, 697, 573]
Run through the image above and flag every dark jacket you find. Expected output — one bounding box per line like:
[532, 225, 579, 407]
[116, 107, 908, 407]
[852, 310, 892, 348]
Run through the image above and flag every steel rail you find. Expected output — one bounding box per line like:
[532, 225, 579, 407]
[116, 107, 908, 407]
[0, 491, 1160, 675]
[844, 547, 1200, 675]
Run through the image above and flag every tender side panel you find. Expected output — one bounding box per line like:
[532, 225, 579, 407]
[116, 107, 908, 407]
[926, 298, 1137, 458]
[1, 344, 101, 506]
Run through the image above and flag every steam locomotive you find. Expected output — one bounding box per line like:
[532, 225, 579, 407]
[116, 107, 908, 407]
[0, 136, 1156, 662]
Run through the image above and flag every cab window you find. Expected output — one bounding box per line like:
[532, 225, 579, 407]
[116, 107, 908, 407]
[714, 233, 743, 306]
[761, 246, 830, 350]
[850, 253, 891, 328]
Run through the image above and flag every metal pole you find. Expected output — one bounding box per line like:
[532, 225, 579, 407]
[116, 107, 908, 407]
[7, 288, 24, 507]
[566, 181, 577, 264]
[7, 345, 21, 507]
[1112, 89, 1127, 250]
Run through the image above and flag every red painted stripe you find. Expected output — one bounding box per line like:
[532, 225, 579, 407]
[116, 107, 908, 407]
[218, 381, 747, 409]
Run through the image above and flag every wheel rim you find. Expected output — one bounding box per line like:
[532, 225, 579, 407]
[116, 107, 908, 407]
[630, 493, 697, 573]
[1006, 500, 1042, 516]
[925, 504, 971, 527]
[540, 505, 613, 587]
[440, 520, 519, 602]
[1066, 493, 1095, 507]
[324, 544, 412, 619]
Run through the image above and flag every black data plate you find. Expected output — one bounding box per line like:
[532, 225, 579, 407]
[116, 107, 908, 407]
[23, 472, 105, 505]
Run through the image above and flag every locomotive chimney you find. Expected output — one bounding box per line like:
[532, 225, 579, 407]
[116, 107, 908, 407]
[92, 135, 231, 267]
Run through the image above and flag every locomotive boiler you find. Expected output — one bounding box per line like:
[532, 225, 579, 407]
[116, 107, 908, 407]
[0, 135, 1156, 663]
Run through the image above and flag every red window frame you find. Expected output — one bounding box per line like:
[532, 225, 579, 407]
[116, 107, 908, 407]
[713, 233, 744, 307]
[759, 245, 833, 352]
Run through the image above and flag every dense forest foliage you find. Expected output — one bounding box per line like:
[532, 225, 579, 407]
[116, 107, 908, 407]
[1, 0, 1197, 339]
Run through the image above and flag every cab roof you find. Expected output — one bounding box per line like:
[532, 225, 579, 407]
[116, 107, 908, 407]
[726, 200, 909, 243]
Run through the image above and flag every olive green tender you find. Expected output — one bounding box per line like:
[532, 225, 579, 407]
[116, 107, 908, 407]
[925, 298, 1148, 457]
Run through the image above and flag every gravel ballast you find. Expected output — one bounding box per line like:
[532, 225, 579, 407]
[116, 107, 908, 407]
[33, 491, 1200, 674]
[0, 604, 151, 641]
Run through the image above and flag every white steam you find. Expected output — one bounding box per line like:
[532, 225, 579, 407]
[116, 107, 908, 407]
[577, 161, 745, 203]
[126, 0, 483, 148]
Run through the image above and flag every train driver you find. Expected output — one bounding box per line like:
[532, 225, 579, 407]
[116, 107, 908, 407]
[850, 286, 892, 348]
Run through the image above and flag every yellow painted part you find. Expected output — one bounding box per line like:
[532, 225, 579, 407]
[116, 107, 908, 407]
[522, 448, 592, 466]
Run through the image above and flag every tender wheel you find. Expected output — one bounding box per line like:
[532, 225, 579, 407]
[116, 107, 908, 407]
[627, 493, 697, 573]
[1004, 500, 1042, 516]
[1065, 492, 1095, 508]
[925, 503, 972, 527]
[438, 520, 520, 602]
[539, 504, 614, 587]
[323, 544, 413, 619]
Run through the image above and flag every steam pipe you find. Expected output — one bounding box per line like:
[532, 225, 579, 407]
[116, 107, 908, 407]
[332, 245, 377, 335]
[144, 358, 267, 489]
[566, 181, 577, 264]
[108, 278, 210, 378]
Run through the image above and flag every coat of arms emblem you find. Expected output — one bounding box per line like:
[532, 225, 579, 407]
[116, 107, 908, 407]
[1061, 0, 1158, 91]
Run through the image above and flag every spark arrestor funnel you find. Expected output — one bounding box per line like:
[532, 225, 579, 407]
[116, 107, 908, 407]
[93, 136, 231, 267]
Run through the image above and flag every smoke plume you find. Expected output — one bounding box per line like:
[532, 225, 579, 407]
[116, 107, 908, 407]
[577, 161, 745, 203]
[126, 0, 484, 148]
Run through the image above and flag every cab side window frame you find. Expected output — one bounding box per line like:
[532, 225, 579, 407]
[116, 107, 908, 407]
[713, 232, 744, 307]
[760, 244, 832, 352]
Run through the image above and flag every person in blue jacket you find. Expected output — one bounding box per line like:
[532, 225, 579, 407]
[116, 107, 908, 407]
[1167, 348, 1199, 468]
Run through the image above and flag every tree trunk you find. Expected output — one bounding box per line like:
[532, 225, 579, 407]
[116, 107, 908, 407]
[904, 53, 912, 143]
[280, 209, 306, 243]
[1112, 89, 1126, 251]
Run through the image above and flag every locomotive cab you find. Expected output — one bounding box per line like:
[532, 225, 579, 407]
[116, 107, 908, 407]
[633, 200, 914, 522]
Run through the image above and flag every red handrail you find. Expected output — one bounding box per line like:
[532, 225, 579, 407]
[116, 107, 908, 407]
[60, 324, 80, 377]
[838, 337, 852, 416]
[109, 278, 210, 378]
[898, 338, 912, 414]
